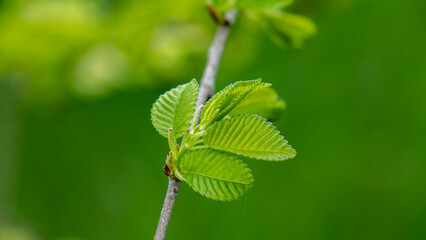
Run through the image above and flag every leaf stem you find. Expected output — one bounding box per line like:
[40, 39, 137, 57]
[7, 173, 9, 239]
[192, 139, 204, 146]
[191, 145, 208, 150]
[154, 9, 239, 240]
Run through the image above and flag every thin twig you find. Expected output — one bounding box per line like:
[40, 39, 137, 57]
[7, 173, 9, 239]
[154, 10, 238, 240]
[196, 10, 239, 111]
[154, 179, 181, 240]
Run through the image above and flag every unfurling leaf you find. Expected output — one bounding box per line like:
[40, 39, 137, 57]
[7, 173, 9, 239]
[180, 149, 254, 200]
[259, 11, 317, 48]
[228, 87, 285, 121]
[204, 115, 296, 160]
[151, 79, 198, 138]
[201, 79, 270, 126]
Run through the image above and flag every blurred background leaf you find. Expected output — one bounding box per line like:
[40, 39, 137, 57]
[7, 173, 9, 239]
[1, 0, 426, 239]
[253, 10, 317, 48]
[236, 0, 293, 10]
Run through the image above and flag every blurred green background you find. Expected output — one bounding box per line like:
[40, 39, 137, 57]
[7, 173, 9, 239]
[1, 0, 426, 239]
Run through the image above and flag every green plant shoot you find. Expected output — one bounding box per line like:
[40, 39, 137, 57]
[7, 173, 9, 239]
[151, 79, 296, 201]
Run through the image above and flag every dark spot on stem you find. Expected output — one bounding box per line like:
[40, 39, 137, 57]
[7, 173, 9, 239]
[163, 165, 171, 176]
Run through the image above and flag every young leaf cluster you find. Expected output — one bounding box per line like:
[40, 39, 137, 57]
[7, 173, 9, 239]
[207, 0, 316, 47]
[151, 79, 296, 201]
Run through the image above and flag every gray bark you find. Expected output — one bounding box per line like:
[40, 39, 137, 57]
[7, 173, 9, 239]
[154, 179, 181, 240]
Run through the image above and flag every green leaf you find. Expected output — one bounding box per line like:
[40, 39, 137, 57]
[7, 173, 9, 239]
[228, 88, 285, 121]
[179, 149, 254, 201]
[237, 0, 293, 11]
[201, 79, 270, 126]
[151, 79, 199, 138]
[204, 115, 296, 160]
[259, 11, 317, 48]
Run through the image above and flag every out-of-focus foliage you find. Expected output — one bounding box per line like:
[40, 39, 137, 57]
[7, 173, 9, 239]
[0, 226, 37, 240]
[0, 0, 212, 104]
[236, 0, 294, 10]
[208, 0, 316, 47]
[0, 0, 315, 106]
[208, 0, 294, 12]
[250, 11, 317, 48]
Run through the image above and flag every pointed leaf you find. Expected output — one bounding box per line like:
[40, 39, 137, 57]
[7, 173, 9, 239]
[201, 79, 270, 126]
[228, 88, 285, 121]
[179, 149, 254, 201]
[151, 79, 198, 138]
[204, 115, 296, 160]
